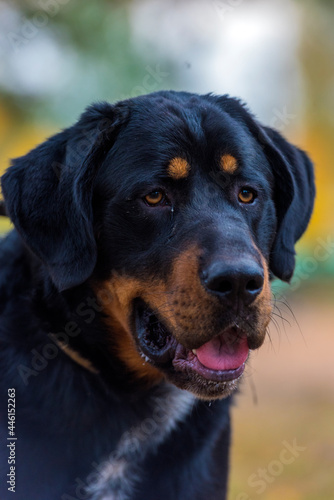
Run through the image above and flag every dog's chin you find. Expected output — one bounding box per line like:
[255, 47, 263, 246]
[132, 299, 252, 400]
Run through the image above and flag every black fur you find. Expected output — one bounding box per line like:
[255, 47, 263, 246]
[0, 91, 315, 500]
[0, 201, 6, 217]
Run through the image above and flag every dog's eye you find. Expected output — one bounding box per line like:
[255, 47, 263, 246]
[238, 188, 257, 204]
[144, 190, 165, 206]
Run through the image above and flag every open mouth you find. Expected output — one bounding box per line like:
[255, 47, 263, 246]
[134, 299, 249, 384]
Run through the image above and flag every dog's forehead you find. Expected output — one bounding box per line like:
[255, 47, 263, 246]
[126, 93, 244, 146]
[101, 94, 271, 192]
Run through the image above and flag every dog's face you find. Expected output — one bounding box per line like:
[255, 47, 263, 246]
[1, 91, 315, 400]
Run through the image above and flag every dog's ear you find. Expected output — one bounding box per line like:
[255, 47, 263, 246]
[1, 102, 129, 291]
[258, 125, 315, 281]
[209, 95, 315, 282]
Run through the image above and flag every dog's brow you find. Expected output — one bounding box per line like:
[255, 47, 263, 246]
[220, 154, 238, 174]
[167, 157, 190, 180]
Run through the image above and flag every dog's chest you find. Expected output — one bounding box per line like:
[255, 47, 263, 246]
[86, 385, 195, 500]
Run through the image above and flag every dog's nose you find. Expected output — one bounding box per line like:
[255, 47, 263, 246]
[202, 260, 264, 305]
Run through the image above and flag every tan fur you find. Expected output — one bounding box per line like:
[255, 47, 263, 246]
[99, 276, 165, 384]
[106, 314, 163, 383]
[167, 157, 190, 179]
[98, 244, 272, 383]
[248, 254, 272, 348]
[220, 154, 238, 174]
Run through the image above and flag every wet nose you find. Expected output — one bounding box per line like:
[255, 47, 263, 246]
[202, 259, 264, 305]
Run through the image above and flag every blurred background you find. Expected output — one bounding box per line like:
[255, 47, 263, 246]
[0, 0, 333, 498]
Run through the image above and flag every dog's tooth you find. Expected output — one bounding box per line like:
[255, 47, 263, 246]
[140, 352, 150, 363]
[192, 349, 197, 355]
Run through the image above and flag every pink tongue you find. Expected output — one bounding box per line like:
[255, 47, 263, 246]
[195, 333, 249, 371]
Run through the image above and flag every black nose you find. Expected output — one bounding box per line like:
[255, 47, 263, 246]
[202, 260, 264, 305]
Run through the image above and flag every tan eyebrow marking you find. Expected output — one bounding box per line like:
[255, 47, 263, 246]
[167, 157, 190, 179]
[220, 154, 238, 174]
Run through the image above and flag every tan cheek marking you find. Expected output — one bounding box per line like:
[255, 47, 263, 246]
[106, 314, 164, 384]
[251, 254, 272, 345]
[257, 255, 271, 309]
[220, 154, 238, 174]
[167, 157, 190, 179]
[165, 246, 219, 347]
[97, 277, 164, 384]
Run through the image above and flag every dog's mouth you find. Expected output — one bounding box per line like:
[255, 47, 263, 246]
[134, 299, 249, 385]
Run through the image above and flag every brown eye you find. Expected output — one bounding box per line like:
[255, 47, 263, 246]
[144, 190, 164, 206]
[238, 188, 256, 204]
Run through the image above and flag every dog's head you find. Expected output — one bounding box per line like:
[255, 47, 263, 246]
[1, 91, 315, 399]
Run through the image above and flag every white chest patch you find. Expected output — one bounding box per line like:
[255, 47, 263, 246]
[86, 385, 195, 500]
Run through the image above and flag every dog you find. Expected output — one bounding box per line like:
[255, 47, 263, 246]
[0, 91, 315, 500]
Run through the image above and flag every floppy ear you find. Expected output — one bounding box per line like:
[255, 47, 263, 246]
[259, 126, 315, 281]
[209, 94, 315, 282]
[1, 102, 129, 291]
